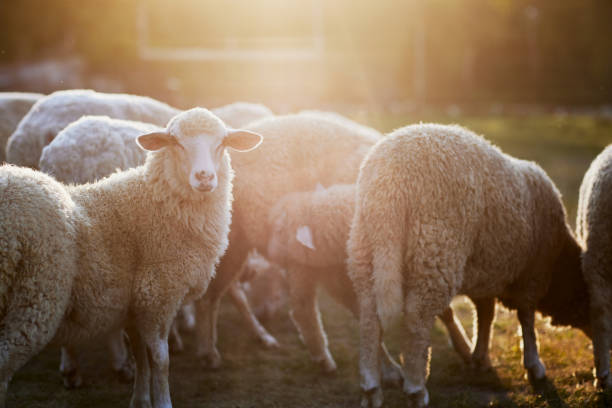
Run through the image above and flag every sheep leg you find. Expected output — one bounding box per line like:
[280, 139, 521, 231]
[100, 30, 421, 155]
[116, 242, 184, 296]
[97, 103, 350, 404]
[470, 297, 495, 370]
[168, 321, 183, 353]
[194, 295, 222, 368]
[437, 306, 473, 365]
[193, 242, 247, 368]
[336, 286, 402, 385]
[357, 287, 384, 408]
[287, 268, 336, 372]
[59, 346, 83, 388]
[0, 274, 71, 408]
[228, 282, 279, 348]
[108, 329, 134, 382]
[590, 296, 612, 388]
[127, 326, 152, 408]
[146, 335, 171, 408]
[517, 307, 546, 382]
[399, 290, 442, 408]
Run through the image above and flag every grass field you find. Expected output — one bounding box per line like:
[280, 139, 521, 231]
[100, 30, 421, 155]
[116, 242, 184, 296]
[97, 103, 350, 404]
[6, 113, 612, 407]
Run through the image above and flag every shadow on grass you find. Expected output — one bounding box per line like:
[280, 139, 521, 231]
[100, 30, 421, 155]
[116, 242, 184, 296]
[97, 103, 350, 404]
[530, 375, 569, 408]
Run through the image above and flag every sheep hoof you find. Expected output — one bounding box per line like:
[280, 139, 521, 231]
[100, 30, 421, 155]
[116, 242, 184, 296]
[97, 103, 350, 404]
[61, 369, 83, 389]
[405, 387, 429, 407]
[260, 333, 280, 349]
[526, 360, 546, 383]
[360, 386, 383, 408]
[198, 349, 223, 368]
[596, 373, 612, 389]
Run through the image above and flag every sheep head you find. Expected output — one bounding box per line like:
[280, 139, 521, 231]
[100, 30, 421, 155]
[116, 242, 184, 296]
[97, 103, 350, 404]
[137, 107, 262, 193]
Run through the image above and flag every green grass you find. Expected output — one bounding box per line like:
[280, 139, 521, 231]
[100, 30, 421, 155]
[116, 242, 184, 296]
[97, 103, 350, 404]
[6, 113, 612, 407]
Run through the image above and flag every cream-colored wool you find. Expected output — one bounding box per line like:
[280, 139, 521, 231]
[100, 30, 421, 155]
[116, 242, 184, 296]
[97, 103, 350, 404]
[0, 108, 252, 408]
[39, 102, 272, 184]
[267, 184, 472, 376]
[40, 116, 160, 184]
[193, 113, 381, 367]
[0, 92, 43, 163]
[0, 165, 78, 406]
[348, 123, 583, 407]
[5, 89, 180, 169]
[576, 144, 612, 388]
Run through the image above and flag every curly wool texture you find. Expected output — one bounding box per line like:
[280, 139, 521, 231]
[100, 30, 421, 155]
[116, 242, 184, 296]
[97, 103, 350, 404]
[0, 92, 43, 163]
[192, 112, 382, 364]
[230, 113, 380, 251]
[576, 145, 612, 381]
[348, 123, 581, 327]
[0, 165, 78, 399]
[1, 109, 234, 405]
[268, 184, 356, 270]
[39, 116, 160, 184]
[5, 89, 180, 169]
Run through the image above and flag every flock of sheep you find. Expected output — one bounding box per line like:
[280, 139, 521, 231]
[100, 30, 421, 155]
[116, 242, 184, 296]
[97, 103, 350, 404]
[0, 89, 611, 408]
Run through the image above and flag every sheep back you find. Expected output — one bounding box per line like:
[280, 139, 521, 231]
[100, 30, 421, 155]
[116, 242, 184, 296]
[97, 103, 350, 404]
[231, 114, 379, 253]
[0, 92, 43, 163]
[6, 89, 179, 169]
[349, 123, 570, 325]
[39, 116, 160, 184]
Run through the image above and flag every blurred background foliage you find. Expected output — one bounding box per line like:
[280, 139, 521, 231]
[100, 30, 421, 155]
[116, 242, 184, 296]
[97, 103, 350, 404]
[0, 0, 611, 109]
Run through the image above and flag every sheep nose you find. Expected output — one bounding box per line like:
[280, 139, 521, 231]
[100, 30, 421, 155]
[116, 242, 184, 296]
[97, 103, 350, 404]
[195, 171, 214, 183]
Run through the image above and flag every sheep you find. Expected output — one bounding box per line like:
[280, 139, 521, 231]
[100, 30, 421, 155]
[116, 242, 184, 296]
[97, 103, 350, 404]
[0, 107, 262, 408]
[212, 102, 273, 128]
[193, 113, 383, 368]
[5, 89, 180, 169]
[0, 165, 79, 407]
[39, 101, 272, 185]
[39, 107, 275, 378]
[266, 183, 473, 378]
[38, 116, 160, 388]
[0, 92, 43, 163]
[347, 123, 587, 407]
[576, 144, 612, 389]
[40, 116, 159, 184]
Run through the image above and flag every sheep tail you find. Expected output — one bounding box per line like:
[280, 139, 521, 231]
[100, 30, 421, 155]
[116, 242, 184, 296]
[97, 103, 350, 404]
[372, 242, 405, 328]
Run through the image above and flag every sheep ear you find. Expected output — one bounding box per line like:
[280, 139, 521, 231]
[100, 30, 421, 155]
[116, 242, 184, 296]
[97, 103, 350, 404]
[224, 129, 263, 152]
[136, 132, 176, 151]
[296, 225, 315, 250]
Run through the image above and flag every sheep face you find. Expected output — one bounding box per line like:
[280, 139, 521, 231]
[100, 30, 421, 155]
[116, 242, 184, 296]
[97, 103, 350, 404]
[136, 107, 262, 193]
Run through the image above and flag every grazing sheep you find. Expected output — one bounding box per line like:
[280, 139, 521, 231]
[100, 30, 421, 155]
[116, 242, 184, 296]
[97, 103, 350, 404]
[5, 89, 180, 168]
[193, 113, 382, 368]
[577, 144, 612, 388]
[0, 92, 43, 163]
[0, 108, 262, 408]
[266, 183, 472, 377]
[213, 102, 273, 128]
[348, 124, 586, 407]
[40, 116, 159, 184]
